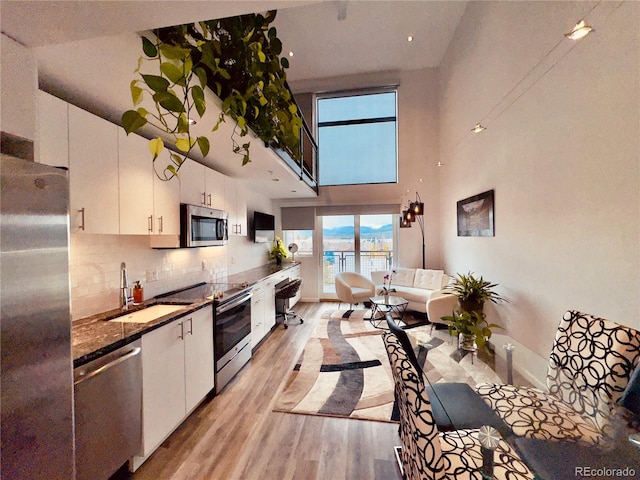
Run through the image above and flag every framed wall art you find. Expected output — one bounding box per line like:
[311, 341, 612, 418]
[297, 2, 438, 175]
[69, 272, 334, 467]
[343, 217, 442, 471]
[457, 189, 495, 237]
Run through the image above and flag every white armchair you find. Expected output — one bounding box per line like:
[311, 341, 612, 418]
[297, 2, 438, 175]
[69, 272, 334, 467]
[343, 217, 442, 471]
[334, 272, 375, 309]
[426, 291, 457, 332]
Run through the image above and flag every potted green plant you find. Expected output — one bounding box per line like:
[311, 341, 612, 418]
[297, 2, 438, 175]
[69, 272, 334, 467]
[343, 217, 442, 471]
[446, 271, 506, 315]
[121, 10, 303, 180]
[270, 236, 288, 265]
[441, 310, 503, 351]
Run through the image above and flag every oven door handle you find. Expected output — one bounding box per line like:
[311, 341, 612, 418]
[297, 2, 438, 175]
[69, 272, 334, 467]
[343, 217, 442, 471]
[216, 293, 252, 314]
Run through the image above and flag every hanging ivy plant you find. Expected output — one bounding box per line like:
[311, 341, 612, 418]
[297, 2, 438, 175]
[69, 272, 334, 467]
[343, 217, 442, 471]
[121, 10, 302, 180]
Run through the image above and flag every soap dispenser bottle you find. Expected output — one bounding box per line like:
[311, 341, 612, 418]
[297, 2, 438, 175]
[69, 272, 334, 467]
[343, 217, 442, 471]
[133, 281, 144, 304]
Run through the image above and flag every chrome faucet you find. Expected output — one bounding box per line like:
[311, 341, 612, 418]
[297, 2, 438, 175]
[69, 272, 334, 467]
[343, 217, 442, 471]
[120, 262, 133, 311]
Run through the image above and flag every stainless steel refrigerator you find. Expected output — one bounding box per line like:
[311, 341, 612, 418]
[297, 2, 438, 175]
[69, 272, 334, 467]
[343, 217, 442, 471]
[1, 154, 75, 479]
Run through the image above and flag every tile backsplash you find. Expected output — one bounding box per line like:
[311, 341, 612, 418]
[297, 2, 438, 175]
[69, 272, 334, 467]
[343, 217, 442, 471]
[70, 234, 227, 320]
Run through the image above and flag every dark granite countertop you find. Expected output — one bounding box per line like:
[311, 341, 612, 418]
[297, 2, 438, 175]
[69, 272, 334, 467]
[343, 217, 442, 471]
[72, 262, 300, 368]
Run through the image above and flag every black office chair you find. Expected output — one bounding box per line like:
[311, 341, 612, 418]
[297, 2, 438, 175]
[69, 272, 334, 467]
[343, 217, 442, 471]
[275, 278, 304, 329]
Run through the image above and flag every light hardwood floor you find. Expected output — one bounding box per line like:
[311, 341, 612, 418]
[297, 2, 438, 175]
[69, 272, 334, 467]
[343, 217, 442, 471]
[129, 302, 403, 480]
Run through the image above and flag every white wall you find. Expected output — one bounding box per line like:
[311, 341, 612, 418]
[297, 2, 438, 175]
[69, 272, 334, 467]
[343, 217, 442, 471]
[437, 1, 640, 356]
[1, 34, 38, 140]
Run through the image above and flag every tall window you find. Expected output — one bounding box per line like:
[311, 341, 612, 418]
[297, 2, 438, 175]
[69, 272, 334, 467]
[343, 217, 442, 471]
[321, 213, 395, 295]
[317, 90, 397, 186]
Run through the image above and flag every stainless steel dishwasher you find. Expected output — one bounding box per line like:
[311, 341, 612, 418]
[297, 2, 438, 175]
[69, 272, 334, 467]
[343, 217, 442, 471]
[74, 340, 142, 480]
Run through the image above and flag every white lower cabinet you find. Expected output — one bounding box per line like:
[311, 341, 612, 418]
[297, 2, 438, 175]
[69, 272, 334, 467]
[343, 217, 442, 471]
[251, 280, 276, 349]
[133, 305, 213, 470]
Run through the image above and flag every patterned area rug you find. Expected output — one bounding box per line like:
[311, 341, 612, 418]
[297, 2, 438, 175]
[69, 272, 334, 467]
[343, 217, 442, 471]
[273, 309, 507, 423]
[273, 309, 399, 423]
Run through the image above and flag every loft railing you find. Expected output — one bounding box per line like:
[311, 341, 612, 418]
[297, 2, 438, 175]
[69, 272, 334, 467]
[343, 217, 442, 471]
[267, 83, 319, 194]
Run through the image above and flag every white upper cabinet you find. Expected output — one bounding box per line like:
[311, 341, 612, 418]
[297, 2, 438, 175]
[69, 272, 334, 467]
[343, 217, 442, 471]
[179, 160, 226, 211]
[68, 104, 119, 234]
[205, 168, 225, 210]
[152, 149, 180, 236]
[118, 130, 154, 235]
[225, 176, 247, 236]
[37, 91, 69, 168]
[178, 160, 206, 207]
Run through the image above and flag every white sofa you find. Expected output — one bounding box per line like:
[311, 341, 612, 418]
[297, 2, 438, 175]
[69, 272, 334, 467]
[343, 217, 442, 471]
[371, 268, 452, 314]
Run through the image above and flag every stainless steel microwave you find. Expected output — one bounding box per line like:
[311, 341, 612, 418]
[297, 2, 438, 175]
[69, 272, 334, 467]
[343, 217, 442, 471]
[180, 204, 228, 247]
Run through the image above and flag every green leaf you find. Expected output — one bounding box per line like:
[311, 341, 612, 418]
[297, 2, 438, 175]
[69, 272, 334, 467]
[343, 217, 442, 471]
[257, 50, 266, 63]
[166, 164, 177, 178]
[148, 138, 164, 160]
[280, 57, 289, 69]
[170, 154, 184, 167]
[159, 43, 191, 60]
[194, 67, 208, 88]
[197, 136, 210, 157]
[160, 62, 185, 86]
[130, 80, 143, 106]
[288, 103, 298, 115]
[191, 85, 205, 115]
[152, 91, 184, 113]
[142, 74, 169, 93]
[212, 114, 225, 132]
[258, 95, 268, 107]
[183, 56, 193, 77]
[141, 36, 158, 57]
[121, 110, 147, 134]
[177, 114, 189, 133]
[237, 116, 246, 130]
[243, 28, 255, 43]
[270, 37, 282, 56]
[268, 27, 277, 39]
[175, 137, 194, 152]
[242, 153, 251, 165]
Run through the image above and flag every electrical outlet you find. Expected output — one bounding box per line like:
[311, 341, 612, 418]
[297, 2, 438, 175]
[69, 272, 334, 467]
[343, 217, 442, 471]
[231, 255, 236, 264]
[146, 269, 158, 282]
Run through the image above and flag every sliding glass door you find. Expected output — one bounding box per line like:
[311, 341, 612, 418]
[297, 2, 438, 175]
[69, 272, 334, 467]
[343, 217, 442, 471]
[321, 214, 394, 295]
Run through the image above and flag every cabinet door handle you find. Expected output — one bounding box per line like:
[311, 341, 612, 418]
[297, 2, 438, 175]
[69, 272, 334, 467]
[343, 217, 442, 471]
[79, 207, 85, 231]
[178, 321, 184, 340]
[158, 216, 163, 234]
[148, 215, 153, 233]
[207, 193, 212, 207]
[187, 318, 193, 335]
[201, 192, 206, 206]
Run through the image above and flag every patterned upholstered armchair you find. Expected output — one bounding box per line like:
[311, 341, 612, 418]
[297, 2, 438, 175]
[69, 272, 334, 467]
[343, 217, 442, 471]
[383, 330, 534, 480]
[476, 310, 640, 443]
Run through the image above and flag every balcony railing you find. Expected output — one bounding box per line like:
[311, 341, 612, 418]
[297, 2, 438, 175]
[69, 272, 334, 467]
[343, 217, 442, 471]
[322, 250, 393, 290]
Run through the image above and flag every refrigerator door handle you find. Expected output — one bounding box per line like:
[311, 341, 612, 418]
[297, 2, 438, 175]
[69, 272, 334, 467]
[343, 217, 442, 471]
[74, 347, 141, 385]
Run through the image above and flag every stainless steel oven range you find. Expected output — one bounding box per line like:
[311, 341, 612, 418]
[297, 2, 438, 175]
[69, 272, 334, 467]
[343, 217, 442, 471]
[212, 288, 252, 392]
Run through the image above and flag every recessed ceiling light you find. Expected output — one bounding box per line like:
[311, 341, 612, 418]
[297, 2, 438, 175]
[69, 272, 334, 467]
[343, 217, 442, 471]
[288, 51, 294, 57]
[436, 161, 445, 167]
[187, 118, 197, 125]
[272, 178, 280, 182]
[471, 123, 486, 133]
[407, 35, 414, 42]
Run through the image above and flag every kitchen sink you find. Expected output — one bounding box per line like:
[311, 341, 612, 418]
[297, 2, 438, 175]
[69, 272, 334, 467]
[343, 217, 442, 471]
[110, 304, 188, 324]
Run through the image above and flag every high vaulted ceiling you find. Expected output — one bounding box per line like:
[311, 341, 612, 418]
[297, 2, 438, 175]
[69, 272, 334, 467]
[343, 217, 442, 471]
[1, 0, 467, 198]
